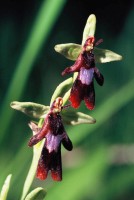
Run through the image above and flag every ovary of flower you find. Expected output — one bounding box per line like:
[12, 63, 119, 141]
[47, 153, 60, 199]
[50, 97, 63, 112]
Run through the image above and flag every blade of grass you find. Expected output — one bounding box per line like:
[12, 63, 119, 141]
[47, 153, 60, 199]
[0, 0, 66, 143]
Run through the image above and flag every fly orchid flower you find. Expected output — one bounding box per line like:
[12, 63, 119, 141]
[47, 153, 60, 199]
[28, 97, 73, 181]
[62, 36, 104, 110]
[55, 14, 122, 110]
[11, 96, 95, 182]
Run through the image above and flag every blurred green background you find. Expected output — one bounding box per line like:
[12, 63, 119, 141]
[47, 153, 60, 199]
[0, 0, 134, 199]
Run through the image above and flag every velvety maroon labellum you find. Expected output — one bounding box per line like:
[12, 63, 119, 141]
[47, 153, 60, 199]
[36, 145, 62, 181]
[62, 36, 104, 110]
[28, 97, 73, 181]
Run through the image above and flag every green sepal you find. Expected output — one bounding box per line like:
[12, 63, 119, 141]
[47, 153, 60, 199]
[54, 42, 122, 64]
[82, 14, 96, 45]
[0, 174, 12, 200]
[54, 43, 82, 61]
[50, 77, 73, 105]
[10, 101, 50, 118]
[24, 187, 46, 200]
[54, 13, 122, 64]
[94, 47, 123, 63]
[62, 110, 96, 125]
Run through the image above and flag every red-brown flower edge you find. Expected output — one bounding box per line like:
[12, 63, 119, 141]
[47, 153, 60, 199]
[28, 97, 73, 181]
[62, 36, 104, 110]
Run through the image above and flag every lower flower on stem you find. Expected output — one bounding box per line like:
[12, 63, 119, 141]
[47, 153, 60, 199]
[28, 97, 73, 181]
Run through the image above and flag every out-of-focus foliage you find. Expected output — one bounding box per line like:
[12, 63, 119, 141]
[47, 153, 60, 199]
[0, 0, 134, 200]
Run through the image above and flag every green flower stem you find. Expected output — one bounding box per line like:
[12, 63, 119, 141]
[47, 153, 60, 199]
[20, 140, 44, 200]
[62, 74, 77, 105]
[62, 89, 71, 105]
[50, 77, 73, 105]
[0, 0, 66, 143]
[20, 117, 45, 200]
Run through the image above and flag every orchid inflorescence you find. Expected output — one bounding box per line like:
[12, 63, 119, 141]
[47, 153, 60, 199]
[11, 14, 122, 182]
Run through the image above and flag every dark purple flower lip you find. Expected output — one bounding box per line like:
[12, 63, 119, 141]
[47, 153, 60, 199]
[28, 97, 73, 181]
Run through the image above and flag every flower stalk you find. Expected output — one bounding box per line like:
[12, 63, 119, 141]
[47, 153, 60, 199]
[9, 13, 122, 200]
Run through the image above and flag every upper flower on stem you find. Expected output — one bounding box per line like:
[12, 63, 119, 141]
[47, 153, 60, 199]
[54, 14, 122, 110]
[62, 36, 104, 110]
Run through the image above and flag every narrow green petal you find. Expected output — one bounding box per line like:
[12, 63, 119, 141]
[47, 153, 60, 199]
[25, 187, 46, 200]
[10, 101, 49, 118]
[0, 174, 12, 200]
[54, 43, 82, 60]
[94, 47, 123, 63]
[82, 14, 96, 45]
[50, 77, 73, 105]
[62, 110, 96, 125]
